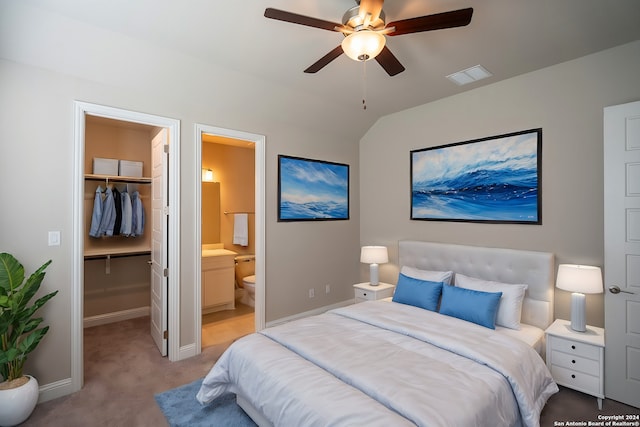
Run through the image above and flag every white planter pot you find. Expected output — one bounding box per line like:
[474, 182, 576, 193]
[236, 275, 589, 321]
[0, 375, 39, 426]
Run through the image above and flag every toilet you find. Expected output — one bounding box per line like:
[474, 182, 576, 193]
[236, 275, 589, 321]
[234, 255, 256, 307]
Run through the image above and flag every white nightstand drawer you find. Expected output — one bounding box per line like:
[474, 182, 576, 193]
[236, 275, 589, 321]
[353, 282, 395, 303]
[549, 335, 600, 359]
[355, 288, 373, 301]
[545, 319, 605, 409]
[551, 350, 599, 374]
[551, 365, 600, 395]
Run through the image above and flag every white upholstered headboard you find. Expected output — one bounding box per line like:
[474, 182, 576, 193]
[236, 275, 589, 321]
[398, 240, 555, 330]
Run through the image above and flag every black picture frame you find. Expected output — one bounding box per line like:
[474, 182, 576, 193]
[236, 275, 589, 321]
[410, 128, 542, 224]
[278, 155, 350, 222]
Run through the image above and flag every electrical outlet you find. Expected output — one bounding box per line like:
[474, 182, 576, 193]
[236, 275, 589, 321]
[308, 288, 315, 298]
[325, 284, 331, 294]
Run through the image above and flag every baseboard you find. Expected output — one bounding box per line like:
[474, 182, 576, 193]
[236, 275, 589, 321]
[83, 307, 150, 328]
[266, 299, 353, 328]
[37, 377, 78, 403]
[178, 343, 198, 361]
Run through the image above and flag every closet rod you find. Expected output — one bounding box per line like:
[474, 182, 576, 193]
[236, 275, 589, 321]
[224, 211, 255, 215]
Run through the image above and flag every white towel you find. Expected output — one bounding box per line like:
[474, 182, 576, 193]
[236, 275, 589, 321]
[233, 213, 249, 246]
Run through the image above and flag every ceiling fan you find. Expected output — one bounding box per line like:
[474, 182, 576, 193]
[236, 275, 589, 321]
[264, 0, 473, 76]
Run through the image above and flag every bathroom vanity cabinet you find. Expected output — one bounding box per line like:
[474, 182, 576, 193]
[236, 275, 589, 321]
[202, 250, 236, 313]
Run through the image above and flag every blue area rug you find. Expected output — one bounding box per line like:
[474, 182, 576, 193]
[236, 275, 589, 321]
[155, 378, 257, 427]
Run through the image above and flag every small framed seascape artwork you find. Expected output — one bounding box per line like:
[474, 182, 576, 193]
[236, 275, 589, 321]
[410, 128, 542, 224]
[278, 155, 349, 221]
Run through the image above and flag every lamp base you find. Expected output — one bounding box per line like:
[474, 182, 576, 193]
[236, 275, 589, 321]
[369, 263, 379, 286]
[570, 292, 587, 332]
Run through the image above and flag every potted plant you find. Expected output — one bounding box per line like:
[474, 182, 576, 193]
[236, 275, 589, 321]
[0, 253, 57, 426]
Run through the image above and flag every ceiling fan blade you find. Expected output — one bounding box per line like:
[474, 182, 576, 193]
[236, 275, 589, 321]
[359, 0, 384, 25]
[387, 8, 473, 36]
[375, 46, 405, 76]
[264, 8, 341, 32]
[304, 45, 344, 73]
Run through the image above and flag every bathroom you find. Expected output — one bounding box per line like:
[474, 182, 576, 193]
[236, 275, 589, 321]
[201, 134, 256, 348]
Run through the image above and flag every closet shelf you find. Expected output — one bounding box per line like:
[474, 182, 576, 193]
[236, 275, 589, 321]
[85, 173, 151, 184]
[84, 248, 151, 259]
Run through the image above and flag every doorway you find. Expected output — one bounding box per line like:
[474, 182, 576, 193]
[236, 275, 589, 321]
[71, 102, 181, 393]
[194, 124, 266, 354]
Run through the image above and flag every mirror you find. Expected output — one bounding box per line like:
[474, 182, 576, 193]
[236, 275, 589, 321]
[202, 181, 221, 243]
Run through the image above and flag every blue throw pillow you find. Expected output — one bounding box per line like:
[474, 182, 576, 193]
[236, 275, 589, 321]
[392, 273, 443, 312]
[439, 285, 503, 329]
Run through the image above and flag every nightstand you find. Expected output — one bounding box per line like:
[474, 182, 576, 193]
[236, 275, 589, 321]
[545, 318, 605, 409]
[353, 282, 395, 303]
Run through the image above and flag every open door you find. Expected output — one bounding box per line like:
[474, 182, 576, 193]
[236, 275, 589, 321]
[604, 100, 640, 408]
[150, 128, 169, 355]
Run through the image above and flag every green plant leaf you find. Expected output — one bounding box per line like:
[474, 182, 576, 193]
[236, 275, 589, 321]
[18, 326, 49, 355]
[0, 347, 18, 363]
[0, 253, 25, 294]
[20, 317, 43, 334]
[0, 254, 56, 380]
[18, 261, 51, 308]
[17, 291, 58, 324]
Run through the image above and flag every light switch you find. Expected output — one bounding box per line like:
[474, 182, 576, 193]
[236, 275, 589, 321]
[48, 231, 60, 246]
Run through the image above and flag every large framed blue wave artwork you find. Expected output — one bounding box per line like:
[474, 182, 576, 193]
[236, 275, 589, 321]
[278, 155, 349, 221]
[411, 128, 542, 224]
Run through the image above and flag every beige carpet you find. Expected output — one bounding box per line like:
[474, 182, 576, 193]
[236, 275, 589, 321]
[23, 316, 235, 427]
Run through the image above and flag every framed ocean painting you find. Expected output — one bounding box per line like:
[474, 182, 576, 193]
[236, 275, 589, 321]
[411, 128, 542, 224]
[278, 155, 349, 221]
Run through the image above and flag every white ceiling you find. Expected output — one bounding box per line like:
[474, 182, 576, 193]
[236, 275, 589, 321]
[22, 0, 640, 137]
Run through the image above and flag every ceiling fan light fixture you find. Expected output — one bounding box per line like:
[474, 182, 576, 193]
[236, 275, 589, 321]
[341, 30, 385, 62]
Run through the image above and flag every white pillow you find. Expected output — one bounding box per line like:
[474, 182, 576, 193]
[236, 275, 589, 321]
[454, 274, 528, 330]
[401, 266, 453, 286]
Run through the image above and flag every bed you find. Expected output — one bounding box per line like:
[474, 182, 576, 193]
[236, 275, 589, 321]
[197, 240, 559, 427]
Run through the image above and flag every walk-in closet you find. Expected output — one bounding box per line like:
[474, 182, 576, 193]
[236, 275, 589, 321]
[82, 115, 161, 351]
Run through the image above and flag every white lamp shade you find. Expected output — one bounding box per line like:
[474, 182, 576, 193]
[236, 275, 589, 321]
[341, 30, 385, 61]
[556, 264, 603, 294]
[360, 246, 388, 264]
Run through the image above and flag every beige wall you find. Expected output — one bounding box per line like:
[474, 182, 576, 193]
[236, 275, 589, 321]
[360, 40, 640, 328]
[0, 3, 360, 390]
[84, 257, 150, 317]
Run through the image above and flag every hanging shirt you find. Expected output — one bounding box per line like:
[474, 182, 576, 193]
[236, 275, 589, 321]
[112, 186, 122, 236]
[97, 187, 116, 236]
[131, 191, 145, 237]
[120, 191, 132, 236]
[89, 186, 103, 238]
[136, 192, 145, 236]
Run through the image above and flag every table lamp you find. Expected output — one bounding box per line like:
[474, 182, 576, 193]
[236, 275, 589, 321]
[556, 264, 603, 332]
[360, 246, 388, 286]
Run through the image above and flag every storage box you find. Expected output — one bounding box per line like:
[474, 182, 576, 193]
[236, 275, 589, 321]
[118, 160, 143, 177]
[92, 158, 119, 176]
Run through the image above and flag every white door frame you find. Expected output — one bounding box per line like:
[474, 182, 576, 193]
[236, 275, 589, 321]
[194, 123, 266, 352]
[72, 101, 181, 393]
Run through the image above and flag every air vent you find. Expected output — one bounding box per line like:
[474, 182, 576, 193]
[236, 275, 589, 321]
[446, 65, 492, 86]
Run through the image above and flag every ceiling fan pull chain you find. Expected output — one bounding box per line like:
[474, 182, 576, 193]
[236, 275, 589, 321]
[362, 60, 367, 110]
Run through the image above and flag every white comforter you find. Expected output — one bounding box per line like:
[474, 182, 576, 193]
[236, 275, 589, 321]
[197, 301, 558, 427]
